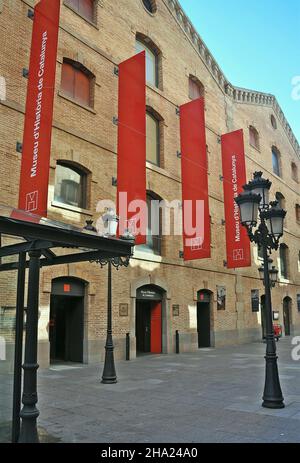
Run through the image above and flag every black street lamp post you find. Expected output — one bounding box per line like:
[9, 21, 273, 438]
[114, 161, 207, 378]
[18, 250, 41, 443]
[97, 256, 131, 384]
[235, 172, 286, 409]
[87, 213, 134, 384]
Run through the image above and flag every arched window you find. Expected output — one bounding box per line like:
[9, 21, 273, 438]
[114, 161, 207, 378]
[249, 126, 260, 150]
[142, 0, 157, 14]
[189, 75, 205, 100]
[279, 244, 289, 279]
[291, 162, 298, 182]
[136, 35, 159, 87]
[65, 0, 95, 22]
[146, 110, 161, 166]
[275, 192, 285, 210]
[54, 162, 88, 209]
[271, 114, 277, 129]
[272, 147, 281, 177]
[61, 59, 94, 108]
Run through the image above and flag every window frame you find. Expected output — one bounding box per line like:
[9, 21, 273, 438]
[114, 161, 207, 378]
[249, 125, 260, 151]
[138, 191, 162, 256]
[279, 244, 289, 280]
[141, 0, 157, 14]
[60, 59, 95, 109]
[64, 0, 96, 25]
[271, 114, 277, 129]
[188, 75, 205, 100]
[291, 162, 299, 183]
[54, 161, 88, 210]
[272, 147, 281, 177]
[146, 110, 161, 167]
[136, 35, 160, 88]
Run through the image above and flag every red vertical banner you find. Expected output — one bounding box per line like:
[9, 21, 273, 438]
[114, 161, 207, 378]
[221, 129, 251, 269]
[180, 98, 211, 261]
[117, 52, 146, 244]
[18, 0, 60, 216]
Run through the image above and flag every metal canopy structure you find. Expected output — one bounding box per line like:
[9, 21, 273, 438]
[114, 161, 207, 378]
[0, 205, 134, 443]
[0, 205, 134, 272]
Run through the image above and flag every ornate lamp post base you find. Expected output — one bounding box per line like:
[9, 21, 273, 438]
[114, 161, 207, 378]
[101, 334, 117, 384]
[262, 344, 285, 409]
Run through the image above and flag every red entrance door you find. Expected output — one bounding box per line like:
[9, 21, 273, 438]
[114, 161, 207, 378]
[150, 302, 162, 354]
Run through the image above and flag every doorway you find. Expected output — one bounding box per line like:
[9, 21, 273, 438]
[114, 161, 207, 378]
[197, 290, 211, 348]
[283, 297, 292, 336]
[49, 278, 85, 363]
[136, 285, 163, 355]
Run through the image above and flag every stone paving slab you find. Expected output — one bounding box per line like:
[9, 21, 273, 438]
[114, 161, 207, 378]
[35, 338, 300, 443]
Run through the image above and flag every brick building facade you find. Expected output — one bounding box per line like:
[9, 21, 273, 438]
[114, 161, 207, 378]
[1, 0, 300, 367]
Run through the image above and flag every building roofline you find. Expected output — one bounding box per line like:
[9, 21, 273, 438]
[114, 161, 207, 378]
[165, 0, 300, 158]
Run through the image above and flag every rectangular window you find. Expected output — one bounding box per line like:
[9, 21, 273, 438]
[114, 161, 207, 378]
[189, 78, 201, 100]
[217, 286, 226, 310]
[297, 294, 300, 312]
[251, 290, 260, 312]
[61, 61, 92, 107]
[65, 0, 94, 22]
[146, 113, 160, 166]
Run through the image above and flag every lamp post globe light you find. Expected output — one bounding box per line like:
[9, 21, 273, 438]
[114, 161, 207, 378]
[235, 171, 287, 409]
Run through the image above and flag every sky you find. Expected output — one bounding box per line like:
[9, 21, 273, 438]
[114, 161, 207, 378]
[179, 0, 300, 143]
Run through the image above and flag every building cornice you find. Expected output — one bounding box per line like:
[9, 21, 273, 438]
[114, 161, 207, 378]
[165, 0, 300, 158]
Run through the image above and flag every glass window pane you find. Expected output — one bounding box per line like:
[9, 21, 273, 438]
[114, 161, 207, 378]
[79, 0, 94, 21]
[146, 113, 159, 165]
[54, 164, 84, 208]
[136, 40, 157, 87]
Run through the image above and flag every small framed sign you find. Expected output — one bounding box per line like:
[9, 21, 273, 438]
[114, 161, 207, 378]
[172, 305, 180, 317]
[119, 303, 128, 317]
[273, 311, 280, 321]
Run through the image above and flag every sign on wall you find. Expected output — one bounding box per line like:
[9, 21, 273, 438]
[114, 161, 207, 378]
[136, 286, 162, 301]
[221, 129, 251, 269]
[18, 0, 60, 217]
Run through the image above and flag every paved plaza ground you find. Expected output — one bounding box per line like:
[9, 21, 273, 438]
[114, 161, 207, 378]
[36, 338, 300, 443]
